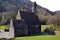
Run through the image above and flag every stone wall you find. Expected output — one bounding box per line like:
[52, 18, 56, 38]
[28, 25, 40, 35]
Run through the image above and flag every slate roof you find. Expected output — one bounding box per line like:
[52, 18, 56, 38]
[13, 20, 26, 28]
[19, 11, 40, 25]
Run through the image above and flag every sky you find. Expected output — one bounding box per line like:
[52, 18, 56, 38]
[31, 0, 60, 11]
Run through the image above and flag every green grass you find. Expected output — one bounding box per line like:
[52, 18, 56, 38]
[12, 35, 60, 40]
[0, 25, 7, 30]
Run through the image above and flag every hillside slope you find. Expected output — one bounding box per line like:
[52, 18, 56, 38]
[0, 0, 59, 25]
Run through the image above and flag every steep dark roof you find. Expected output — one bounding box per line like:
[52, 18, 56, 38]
[20, 11, 40, 25]
[13, 20, 26, 28]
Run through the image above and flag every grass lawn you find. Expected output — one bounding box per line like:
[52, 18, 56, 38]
[12, 35, 60, 40]
[0, 25, 7, 30]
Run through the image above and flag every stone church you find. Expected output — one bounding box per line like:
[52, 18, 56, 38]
[9, 2, 41, 37]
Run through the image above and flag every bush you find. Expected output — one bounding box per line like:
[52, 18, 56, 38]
[43, 25, 56, 35]
[44, 29, 56, 35]
[46, 25, 55, 31]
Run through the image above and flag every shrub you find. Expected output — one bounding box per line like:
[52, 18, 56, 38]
[43, 25, 56, 35]
[44, 29, 55, 35]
